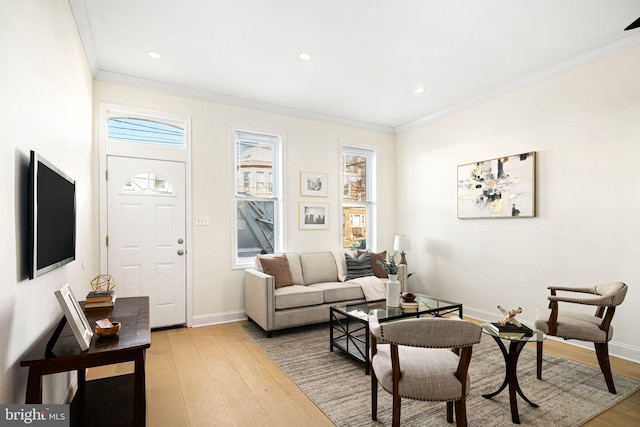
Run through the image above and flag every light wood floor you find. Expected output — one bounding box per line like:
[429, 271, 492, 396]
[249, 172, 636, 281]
[87, 319, 640, 426]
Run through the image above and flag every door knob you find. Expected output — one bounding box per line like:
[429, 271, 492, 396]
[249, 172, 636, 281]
[177, 238, 184, 244]
[177, 249, 185, 256]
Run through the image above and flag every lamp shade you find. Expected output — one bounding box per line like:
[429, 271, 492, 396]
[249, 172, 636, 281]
[393, 235, 412, 251]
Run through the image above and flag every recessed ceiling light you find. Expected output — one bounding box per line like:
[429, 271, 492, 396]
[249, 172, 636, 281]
[298, 53, 312, 61]
[414, 86, 426, 95]
[147, 51, 161, 59]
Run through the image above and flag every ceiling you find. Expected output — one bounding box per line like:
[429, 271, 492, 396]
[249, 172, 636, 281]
[70, 0, 640, 133]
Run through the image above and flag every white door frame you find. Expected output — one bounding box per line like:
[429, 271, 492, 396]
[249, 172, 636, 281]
[98, 102, 193, 327]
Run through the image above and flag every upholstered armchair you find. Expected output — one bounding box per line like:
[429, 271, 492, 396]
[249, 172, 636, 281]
[534, 282, 628, 394]
[369, 316, 482, 427]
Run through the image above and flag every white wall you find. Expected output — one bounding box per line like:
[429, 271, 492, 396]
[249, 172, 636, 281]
[0, 1, 96, 402]
[396, 45, 640, 362]
[92, 81, 397, 325]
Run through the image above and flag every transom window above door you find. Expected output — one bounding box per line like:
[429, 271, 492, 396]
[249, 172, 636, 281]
[107, 117, 185, 148]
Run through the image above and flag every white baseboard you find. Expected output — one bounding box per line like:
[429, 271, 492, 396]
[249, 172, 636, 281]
[464, 306, 640, 364]
[190, 310, 247, 328]
[183, 306, 640, 363]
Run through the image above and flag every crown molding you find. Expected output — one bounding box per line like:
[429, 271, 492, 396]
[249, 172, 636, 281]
[71, 0, 640, 137]
[68, 0, 99, 75]
[70, 0, 392, 134]
[94, 71, 395, 134]
[395, 32, 640, 134]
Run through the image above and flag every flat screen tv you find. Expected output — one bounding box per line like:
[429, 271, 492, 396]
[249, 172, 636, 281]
[29, 151, 76, 279]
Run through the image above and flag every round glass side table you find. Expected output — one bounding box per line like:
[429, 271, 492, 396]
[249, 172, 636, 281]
[481, 323, 547, 424]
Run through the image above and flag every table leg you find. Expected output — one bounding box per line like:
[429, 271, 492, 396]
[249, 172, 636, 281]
[77, 368, 86, 390]
[483, 336, 539, 424]
[328, 312, 369, 374]
[508, 341, 539, 409]
[133, 350, 146, 427]
[329, 309, 335, 352]
[506, 341, 524, 423]
[365, 323, 370, 375]
[25, 367, 43, 404]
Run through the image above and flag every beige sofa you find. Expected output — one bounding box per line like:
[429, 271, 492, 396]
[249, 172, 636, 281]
[244, 250, 407, 337]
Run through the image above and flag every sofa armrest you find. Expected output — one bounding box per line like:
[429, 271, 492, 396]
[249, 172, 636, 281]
[244, 268, 275, 332]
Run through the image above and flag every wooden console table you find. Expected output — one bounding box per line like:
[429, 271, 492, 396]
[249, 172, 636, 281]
[20, 297, 150, 427]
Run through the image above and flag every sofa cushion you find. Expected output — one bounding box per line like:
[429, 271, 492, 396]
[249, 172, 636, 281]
[345, 252, 374, 281]
[308, 282, 364, 303]
[275, 285, 324, 310]
[359, 250, 388, 278]
[329, 248, 356, 282]
[259, 254, 293, 288]
[257, 253, 304, 285]
[301, 252, 339, 285]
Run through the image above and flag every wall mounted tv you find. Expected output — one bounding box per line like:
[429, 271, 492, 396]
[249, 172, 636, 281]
[29, 151, 76, 279]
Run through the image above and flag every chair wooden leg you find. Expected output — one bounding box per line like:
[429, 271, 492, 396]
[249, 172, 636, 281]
[455, 398, 468, 427]
[446, 401, 453, 423]
[536, 341, 543, 380]
[392, 393, 401, 427]
[595, 342, 616, 394]
[371, 370, 378, 420]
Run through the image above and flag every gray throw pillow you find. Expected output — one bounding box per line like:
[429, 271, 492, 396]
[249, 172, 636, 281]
[345, 252, 374, 281]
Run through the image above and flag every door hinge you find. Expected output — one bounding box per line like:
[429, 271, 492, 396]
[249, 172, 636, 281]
[105, 169, 108, 180]
[106, 236, 109, 247]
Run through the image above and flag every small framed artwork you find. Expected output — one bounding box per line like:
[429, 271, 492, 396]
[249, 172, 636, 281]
[300, 171, 328, 197]
[299, 202, 329, 229]
[457, 151, 536, 219]
[54, 284, 93, 351]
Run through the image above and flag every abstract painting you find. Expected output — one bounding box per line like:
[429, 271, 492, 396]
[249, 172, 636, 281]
[457, 152, 536, 219]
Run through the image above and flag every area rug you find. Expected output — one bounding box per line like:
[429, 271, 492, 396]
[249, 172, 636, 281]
[241, 322, 640, 426]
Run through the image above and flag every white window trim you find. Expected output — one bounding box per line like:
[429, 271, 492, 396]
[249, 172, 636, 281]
[231, 125, 285, 269]
[340, 142, 377, 251]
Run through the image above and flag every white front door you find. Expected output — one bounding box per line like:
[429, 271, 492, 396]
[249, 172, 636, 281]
[107, 156, 186, 328]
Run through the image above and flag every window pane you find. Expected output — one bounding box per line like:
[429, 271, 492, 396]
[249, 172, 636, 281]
[235, 132, 275, 197]
[237, 200, 275, 258]
[108, 118, 185, 148]
[121, 172, 174, 195]
[342, 146, 374, 250]
[342, 205, 367, 248]
[342, 153, 367, 202]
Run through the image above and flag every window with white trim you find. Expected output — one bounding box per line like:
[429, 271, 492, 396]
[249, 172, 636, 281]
[234, 130, 283, 266]
[341, 146, 376, 249]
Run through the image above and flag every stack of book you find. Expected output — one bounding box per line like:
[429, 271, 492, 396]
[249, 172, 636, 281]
[488, 322, 533, 339]
[401, 301, 419, 312]
[85, 290, 116, 309]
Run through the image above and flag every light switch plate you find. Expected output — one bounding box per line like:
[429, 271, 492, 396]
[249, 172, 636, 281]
[195, 216, 209, 226]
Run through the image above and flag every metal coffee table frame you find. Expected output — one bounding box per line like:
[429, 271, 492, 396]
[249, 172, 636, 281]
[329, 294, 463, 374]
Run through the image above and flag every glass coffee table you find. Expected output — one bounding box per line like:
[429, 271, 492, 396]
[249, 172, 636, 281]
[481, 323, 547, 424]
[329, 294, 463, 374]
